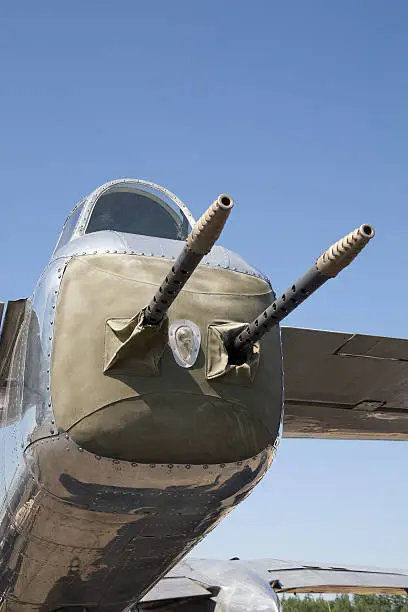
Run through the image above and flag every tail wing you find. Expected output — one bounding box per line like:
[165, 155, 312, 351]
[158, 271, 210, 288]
[281, 326, 408, 440]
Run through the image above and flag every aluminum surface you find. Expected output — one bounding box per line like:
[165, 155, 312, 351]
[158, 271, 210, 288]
[0, 434, 273, 610]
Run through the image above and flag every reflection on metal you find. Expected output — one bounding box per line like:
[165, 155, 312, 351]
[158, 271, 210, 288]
[169, 320, 201, 368]
[0, 434, 272, 609]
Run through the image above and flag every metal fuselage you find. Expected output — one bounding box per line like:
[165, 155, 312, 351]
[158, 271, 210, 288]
[140, 558, 282, 611]
[0, 180, 283, 611]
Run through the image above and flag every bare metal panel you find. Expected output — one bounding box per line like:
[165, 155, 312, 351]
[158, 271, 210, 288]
[141, 577, 212, 602]
[281, 327, 408, 439]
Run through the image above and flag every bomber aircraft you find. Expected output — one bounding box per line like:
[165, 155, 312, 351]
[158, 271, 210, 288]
[0, 178, 407, 611]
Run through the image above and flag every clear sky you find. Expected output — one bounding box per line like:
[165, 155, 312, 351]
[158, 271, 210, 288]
[1, 1, 407, 569]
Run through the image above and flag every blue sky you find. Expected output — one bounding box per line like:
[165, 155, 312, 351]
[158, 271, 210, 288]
[1, 1, 407, 569]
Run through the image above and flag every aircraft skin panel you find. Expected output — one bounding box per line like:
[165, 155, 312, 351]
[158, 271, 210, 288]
[139, 576, 212, 602]
[53, 229, 269, 283]
[6, 434, 271, 609]
[281, 327, 408, 439]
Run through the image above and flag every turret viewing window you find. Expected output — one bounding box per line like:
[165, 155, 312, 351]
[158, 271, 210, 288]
[85, 190, 190, 241]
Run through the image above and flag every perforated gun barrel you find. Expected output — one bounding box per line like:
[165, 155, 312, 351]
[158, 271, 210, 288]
[144, 194, 234, 325]
[230, 224, 375, 356]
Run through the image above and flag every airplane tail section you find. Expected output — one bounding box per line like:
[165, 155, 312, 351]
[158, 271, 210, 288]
[139, 558, 408, 610]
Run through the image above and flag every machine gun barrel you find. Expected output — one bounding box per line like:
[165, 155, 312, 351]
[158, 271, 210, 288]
[144, 194, 234, 325]
[230, 223, 375, 357]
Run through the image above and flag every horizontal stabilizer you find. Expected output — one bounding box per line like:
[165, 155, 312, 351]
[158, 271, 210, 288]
[282, 327, 408, 440]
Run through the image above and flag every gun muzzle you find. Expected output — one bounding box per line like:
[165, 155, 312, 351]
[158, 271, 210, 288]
[144, 194, 234, 325]
[316, 224, 375, 277]
[229, 223, 375, 359]
[186, 194, 234, 254]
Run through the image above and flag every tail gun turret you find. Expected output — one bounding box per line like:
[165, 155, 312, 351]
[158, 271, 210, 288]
[144, 194, 234, 325]
[227, 223, 375, 363]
